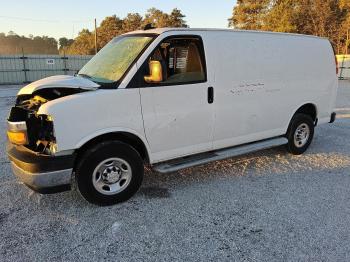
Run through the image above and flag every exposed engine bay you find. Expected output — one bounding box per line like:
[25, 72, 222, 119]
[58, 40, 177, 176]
[8, 87, 88, 155]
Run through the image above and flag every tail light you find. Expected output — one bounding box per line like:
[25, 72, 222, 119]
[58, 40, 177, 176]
[335, 55, 339, 75]
[331, 43, 339, 75]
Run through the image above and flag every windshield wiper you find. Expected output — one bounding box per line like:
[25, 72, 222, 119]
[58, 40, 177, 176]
[77, 73, 92, 79]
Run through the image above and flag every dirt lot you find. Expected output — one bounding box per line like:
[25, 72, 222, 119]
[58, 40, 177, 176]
[0, 81, 350, 262]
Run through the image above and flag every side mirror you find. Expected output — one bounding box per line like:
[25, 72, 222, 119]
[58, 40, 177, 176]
[144, 61, 163, 83]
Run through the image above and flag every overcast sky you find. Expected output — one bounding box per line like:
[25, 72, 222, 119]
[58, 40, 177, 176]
[0, 0, 237, 39]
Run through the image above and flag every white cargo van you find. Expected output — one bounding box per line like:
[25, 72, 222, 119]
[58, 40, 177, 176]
[7, 28, 338, 205]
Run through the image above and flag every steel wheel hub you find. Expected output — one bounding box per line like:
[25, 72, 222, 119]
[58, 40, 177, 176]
[102, 166, 122, 184]
[294, 123, 310, 148]
[92, 157, 132, 195]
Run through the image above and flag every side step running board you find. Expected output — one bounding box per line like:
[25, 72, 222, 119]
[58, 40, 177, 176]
[153, 137, 288, 173]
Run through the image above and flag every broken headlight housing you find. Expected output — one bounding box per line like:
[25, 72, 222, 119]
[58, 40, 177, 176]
[7, 97, 57, 155]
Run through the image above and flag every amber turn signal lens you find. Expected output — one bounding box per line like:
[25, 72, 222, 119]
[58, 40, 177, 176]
[7, 131, 28, 145]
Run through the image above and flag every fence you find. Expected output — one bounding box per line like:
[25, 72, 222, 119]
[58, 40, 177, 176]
[0, 54, 93, 85]
[337, 55, 350, 80]
[1, 53, 349, 84]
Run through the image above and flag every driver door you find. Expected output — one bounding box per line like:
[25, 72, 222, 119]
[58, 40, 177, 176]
[136, 35, 214, 163]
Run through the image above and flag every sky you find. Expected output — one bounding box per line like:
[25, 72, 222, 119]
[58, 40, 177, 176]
[0, 0, 237, 40]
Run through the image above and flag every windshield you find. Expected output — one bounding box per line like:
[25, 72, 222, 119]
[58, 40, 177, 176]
[78, 35, 154, 85]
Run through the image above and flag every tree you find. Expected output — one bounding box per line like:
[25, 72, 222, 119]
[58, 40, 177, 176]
[66, 29, 94, 55]
[98, 15, 123, 48]
[58, 37, 74, 54]
[64, 8, 188, 54]
[122, 13, 143, 32]
[340, 0, 350, 8]
[60, 37, 71, 47]
[228, 0, 350, 54]
[142, 8, 188, 28]
[262, 0, 296, 32]
[167, 8, 188, 28]
[228, 0, 270, 30]
[292, 0, 342, 37]
[0, 7, 188, 55]
[338, 4, 350, 53]
[0, 32, 58, 54]
[142, 8, 170, 28]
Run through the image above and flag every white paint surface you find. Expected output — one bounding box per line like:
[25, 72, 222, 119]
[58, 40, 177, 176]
[18, 29, 338, 164]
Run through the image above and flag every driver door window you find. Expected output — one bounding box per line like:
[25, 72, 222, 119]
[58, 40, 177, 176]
[144, 37, 207, 85]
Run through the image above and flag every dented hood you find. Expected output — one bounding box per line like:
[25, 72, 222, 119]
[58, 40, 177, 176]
[18, 75, 100, 95]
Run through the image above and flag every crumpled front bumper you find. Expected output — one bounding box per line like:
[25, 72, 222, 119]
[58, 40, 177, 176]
[7, 143, 75, 194]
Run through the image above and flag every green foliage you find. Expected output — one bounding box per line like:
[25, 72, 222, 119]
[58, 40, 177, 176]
[143, 8, 170, 28]
[67, 7, 188, 55]
[0, 32, 58, 54]
[142, 7, 187, 28]
[168, 8, 188, 28]
[228, 0, 350, 53]
[262, 0, 296, 32]
[58, 37, 74, 54]
[98, 15, 123, 49]
[228, 0, 270, 30]
[66, 29, 95, 55]
[0, 7, 187, 55]
[122, 13, 143, 33]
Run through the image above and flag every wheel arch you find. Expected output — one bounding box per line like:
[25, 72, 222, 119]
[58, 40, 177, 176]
[288, 103, 318, 126]
[295, 103, 317, 121]
[74, 131, 151, 170]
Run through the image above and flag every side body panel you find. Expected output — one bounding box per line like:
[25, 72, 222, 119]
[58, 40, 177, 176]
[209, 31, 338, 150]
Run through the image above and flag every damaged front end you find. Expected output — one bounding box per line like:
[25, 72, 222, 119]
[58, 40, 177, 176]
[7, 87, 85, 155]
[6, 75, 99, 193]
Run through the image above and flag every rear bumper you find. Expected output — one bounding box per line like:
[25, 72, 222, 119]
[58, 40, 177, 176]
[7, 144, 75, 194]
[329, 112, 336, 123]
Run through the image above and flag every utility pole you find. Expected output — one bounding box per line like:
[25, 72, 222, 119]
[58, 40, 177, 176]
[346, 28, 349, 55]
[94, 18, 98, 55]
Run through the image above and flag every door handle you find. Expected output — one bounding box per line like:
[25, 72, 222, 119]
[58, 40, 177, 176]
[208, 87, 214, 104]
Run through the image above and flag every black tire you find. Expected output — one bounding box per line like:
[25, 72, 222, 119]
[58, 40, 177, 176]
[286, 113, 314, 155]
[75, 141, 144, 206]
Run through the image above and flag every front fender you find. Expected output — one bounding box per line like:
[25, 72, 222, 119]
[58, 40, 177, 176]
[37, 88, 148, 158]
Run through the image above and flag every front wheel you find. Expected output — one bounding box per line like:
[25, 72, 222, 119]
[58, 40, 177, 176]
[286, 113, 314, 155]
[75, 141, 144, 206]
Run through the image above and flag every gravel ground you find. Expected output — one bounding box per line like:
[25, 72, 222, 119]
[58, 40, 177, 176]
[0, 81, 350, 262]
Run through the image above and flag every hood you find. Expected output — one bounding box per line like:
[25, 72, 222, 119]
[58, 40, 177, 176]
[18, 75, 100, 95]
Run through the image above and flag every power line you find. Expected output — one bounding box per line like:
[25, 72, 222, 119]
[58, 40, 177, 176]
[0, 15, 90, 23]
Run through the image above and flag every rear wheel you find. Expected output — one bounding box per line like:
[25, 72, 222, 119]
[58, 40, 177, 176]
[75, 141, 144, 206]
[286, 113, 314, 155]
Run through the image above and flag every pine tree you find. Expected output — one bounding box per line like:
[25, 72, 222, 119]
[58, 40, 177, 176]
[168, 8, 188, 28]
[229, 0, 350, 54]
[228, 0, 270, 30]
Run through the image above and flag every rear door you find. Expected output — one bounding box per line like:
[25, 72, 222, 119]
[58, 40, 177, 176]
[135, 35, 214, 163]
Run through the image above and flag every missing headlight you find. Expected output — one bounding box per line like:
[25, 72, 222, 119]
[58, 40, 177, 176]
[8, 108, 56, 155]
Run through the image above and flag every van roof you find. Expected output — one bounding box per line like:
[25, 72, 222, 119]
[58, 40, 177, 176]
[125, 27, 327, 41]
